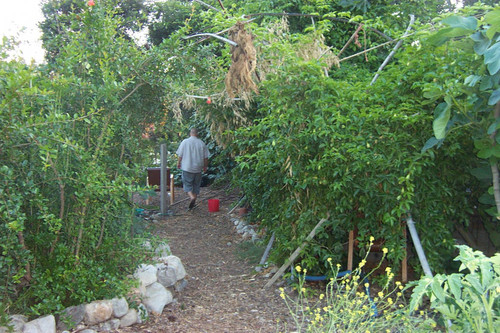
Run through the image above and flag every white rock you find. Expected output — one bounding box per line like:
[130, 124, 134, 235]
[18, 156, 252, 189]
[58, 305, 85, 330]
[111, 297, 129, 318]
[137, 304, 148, 324]
[175, 278, 188, 292]
[154, 242, 171, 258]
[165, 256, 186, 280]
[156, 263, 177, 288]
[134, 264, 158, 287]
[9, 314, 27, 332]
[79, 330, 97, 333]
[23, 315, 56, 333]
[119, 309, 138, 328]
[84, 300, 113, 325]
[98, 318, 120, 331]
[143, 282, 173, 314]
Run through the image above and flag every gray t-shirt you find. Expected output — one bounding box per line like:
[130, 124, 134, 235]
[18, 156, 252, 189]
[176, 136, 209, 173]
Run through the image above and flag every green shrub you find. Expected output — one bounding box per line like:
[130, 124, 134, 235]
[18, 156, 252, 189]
[409, 245, 500, 333]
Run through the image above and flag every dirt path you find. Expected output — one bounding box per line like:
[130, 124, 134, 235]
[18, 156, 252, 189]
[119, 187, 292, 333]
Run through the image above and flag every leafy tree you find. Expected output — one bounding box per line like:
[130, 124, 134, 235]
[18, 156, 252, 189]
[40, 0, 149, 62]
[421, 4, 500, 246]
[1, 1, 164, 317]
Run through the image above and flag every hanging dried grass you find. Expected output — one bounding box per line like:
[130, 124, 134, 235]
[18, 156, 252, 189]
[296, 33, 340, 70]
[225, 22, 258, 98]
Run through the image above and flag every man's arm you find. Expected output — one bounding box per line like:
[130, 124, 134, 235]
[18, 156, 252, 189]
[177, 156, 182, 169]
[203, 158, 208, 173]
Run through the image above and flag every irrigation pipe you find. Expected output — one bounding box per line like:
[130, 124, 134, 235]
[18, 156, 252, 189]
[406, 216, 433, 278]
[406, 215, 454, 332]
[255, 232, 275, 272]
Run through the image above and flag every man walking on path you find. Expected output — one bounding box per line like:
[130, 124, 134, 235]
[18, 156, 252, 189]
[176, 128, 209, 210]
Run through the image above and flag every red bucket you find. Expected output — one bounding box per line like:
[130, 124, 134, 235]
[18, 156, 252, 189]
[208, 199, 220, 212]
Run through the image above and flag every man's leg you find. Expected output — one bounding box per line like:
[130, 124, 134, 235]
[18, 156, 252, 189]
[182, 171, 197, 209]
[189, 173, 202, 209]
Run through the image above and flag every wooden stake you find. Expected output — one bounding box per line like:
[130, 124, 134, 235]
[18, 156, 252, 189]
[348, 230, 354, 271]
[264, 215, 329, 289]
[170, 174, 175, 205]
[402, 226, 408, 283]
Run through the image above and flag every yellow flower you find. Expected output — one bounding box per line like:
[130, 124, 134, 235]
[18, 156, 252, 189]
[364, 282, 370, 288]
[295, 265, 301, 273]
[382, 247, 388, 254]
[301, 287, 306, 293]
[327, 257, 332, 262]
[280, 293, 285, 299]
[279, 287, 284, 292]
[397, 292, 402, 297]
[387, 297, 393, 305]
[336, 263, 341, 269]
[385, 267, 392, 273]
[303, 268, 307, 274]
[378, 291, 384, 298]
[369, 236, 375, 242]
[359, 259, 366, 268]
[395, 281, 401, 286]
[319, 293, 325, 300]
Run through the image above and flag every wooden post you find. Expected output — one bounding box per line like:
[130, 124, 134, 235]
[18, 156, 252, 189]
[402, 226, 408, 283]
[347, 230, 354, 271]
[170, 174, 175, 205]
[264, 215, 329, 289]
[160, 144, 167, 215]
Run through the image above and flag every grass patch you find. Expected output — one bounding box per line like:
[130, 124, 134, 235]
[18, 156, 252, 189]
[235, 240, 265, 265]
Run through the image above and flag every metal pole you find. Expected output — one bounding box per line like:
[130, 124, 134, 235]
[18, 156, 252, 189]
[406, 215, 433, 278]
[256, 232, 275, 272]
[160, 144, 167, 215]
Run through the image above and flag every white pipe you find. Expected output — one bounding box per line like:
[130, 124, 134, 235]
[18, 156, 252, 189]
[406, 215, 433, 277]
[406, 215, 454, 332]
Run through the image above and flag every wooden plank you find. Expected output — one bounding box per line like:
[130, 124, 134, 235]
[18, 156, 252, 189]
[264, 215, 329, 289]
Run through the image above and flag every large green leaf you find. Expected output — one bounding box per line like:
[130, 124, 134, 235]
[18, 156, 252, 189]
[471, 31, 491, 55]
[442, 15, 478, 30]
[431, 278, 446, 302]
[470, 165, 492, 180]
[484, 9, 500, 39]
[433, 102, 450, 139]
[484, 42, 500, 75]
[489, 88, 500, 105]
[427, 27, 471, 46]
[447, 274, 463, 300]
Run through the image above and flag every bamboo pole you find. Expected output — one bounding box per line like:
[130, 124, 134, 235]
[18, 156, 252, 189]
[370, 15, 415, 86]
[264, 215, 329, 289]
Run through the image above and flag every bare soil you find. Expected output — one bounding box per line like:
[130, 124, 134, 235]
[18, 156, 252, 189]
[118, 186, 293, 333]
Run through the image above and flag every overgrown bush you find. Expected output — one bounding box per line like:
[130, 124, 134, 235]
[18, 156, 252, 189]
[232, 50, 478, 274]
[0, 2, 162, 317]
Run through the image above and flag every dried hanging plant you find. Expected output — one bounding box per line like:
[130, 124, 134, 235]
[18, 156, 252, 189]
[225, 22, 258, 98]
